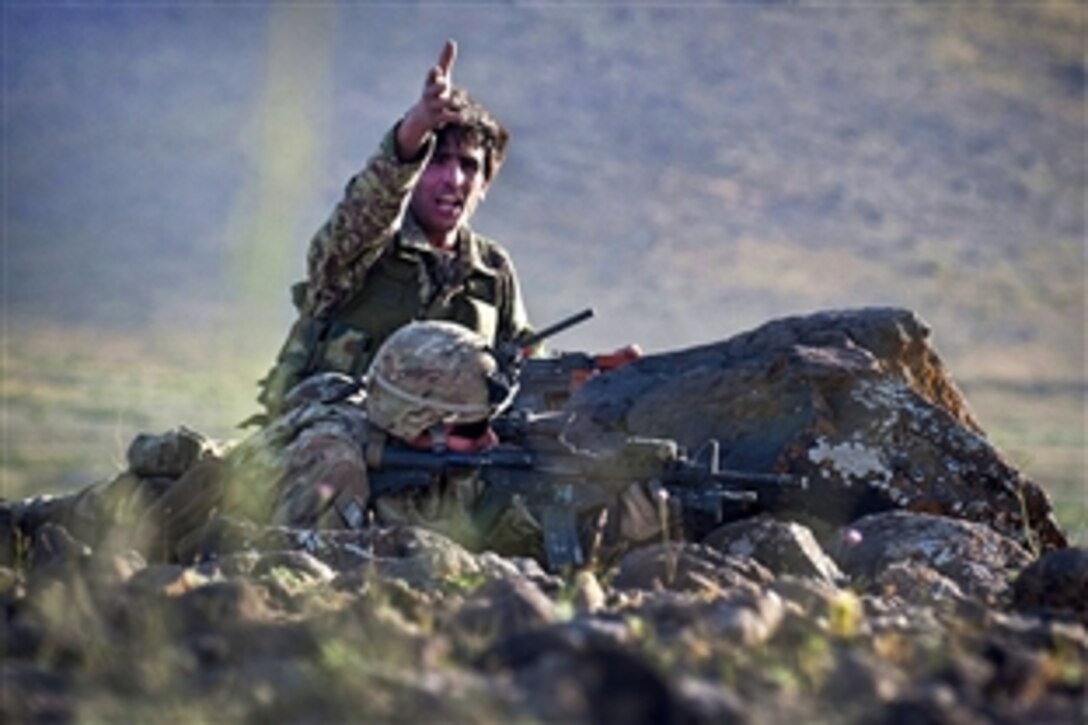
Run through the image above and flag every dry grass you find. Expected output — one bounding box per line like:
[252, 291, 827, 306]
[964, 378, 1087, 545]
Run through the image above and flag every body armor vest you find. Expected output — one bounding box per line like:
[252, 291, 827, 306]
[325, 245, 501, 376]
[257, 238, 503, 416]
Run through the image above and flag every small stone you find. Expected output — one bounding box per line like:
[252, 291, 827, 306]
[612, 543, 773, 593]
[703, 516, 844, 584]
[1011, 547, 1088, 624]
[453, 577, 556, 640]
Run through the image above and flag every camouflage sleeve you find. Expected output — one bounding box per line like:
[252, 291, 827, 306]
[305, 125, 434, 317]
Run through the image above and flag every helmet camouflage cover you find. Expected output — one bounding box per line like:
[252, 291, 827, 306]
[365, 320, 512, 439]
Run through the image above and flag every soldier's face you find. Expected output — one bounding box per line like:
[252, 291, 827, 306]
[411, 138, 489, 246]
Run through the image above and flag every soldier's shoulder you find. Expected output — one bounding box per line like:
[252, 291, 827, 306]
[284, 372, 364, 411]
[244, 375, 369, 454]
[469, 230, 515, 270]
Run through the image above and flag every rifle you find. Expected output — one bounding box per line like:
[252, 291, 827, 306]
[497, 308, 641, 413]
[365, 412, 807, 571]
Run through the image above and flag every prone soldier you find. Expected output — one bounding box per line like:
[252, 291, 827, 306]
[143, 319, 800, 569]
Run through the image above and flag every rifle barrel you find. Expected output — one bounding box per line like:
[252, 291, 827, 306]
[521, 308, 594, 349]
[709, 470, 808, 489]
[375, 445, 536, 472]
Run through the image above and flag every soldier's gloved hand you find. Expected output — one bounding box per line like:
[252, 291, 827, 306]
[396, 39, 465, 159]
[615, 480, 670, 544]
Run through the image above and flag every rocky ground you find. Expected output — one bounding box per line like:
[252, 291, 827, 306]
[2, 512, 1085, 723]
[2, 308, 1085, 723]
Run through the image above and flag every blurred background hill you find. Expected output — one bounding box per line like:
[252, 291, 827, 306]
[3, 2, 1084, 536]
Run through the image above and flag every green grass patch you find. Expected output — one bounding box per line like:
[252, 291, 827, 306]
[3, 320, 273, 499]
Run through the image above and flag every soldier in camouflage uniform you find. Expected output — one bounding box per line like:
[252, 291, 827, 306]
[257, 40, 533, 418]
[225, 320, 663, 563]
[132, 320, 544, 562]
[154, 315, 665, 557]
[252, 321, 526, 541]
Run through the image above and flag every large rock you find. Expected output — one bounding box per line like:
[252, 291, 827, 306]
[565, 307, 1066, 550]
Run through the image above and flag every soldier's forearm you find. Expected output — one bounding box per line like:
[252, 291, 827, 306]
[394, 112, 434, 163]
[305, 126, 431, 313]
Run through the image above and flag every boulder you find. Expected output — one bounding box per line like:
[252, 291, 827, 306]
[831, 511, 1033, 606]
[566, 307, 1066, 550]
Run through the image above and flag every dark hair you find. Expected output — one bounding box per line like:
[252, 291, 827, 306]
[437, 88, 509, 181]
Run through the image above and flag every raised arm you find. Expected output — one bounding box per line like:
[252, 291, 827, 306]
[305, 41, 468, 317]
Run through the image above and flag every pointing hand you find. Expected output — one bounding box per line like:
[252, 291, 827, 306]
[397, 40, 466, 160]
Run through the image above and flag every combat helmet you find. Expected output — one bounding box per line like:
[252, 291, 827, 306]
[365, 320, 515, 440]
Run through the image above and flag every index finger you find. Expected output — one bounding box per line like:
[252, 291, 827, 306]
[437, 39, 457, 77]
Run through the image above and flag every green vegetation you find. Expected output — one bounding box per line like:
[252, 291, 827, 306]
[2, 321, 269, 499]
